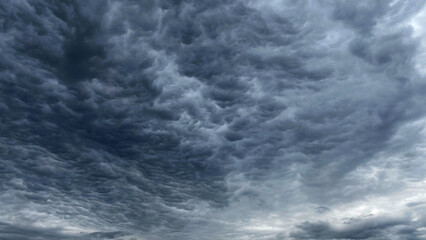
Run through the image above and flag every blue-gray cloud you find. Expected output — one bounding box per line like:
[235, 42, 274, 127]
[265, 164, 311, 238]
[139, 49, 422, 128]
[1, 0, 426, 239]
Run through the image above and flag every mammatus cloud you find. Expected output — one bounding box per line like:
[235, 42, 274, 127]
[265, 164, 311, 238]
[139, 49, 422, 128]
[1, 0, 426, 239]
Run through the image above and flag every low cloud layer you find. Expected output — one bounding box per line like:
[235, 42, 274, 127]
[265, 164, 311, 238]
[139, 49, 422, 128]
[1, 0, 426, 239]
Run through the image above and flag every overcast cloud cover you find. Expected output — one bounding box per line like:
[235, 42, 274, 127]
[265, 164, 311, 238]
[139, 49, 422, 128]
[1, 0, 426, 239]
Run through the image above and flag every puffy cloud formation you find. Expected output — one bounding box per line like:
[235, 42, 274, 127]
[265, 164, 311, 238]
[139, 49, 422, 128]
[1, 0, 426, 239]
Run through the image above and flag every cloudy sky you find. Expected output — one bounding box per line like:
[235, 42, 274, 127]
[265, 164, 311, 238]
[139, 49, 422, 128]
[1, 0, 426, 239]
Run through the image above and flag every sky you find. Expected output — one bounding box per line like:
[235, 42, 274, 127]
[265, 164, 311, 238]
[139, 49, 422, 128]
[1, 0, 426, 239]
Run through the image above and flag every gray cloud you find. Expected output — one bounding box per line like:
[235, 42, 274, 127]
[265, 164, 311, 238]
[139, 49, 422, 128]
[1, 0, 426, 239]
[289, 217, 408, 240]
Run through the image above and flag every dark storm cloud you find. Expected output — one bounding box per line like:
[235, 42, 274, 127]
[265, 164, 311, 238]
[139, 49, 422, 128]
[1, 0, 426, 239]
[0, 221, 129, 240]
[289, 217, 410, 240]
[287, 210, 426, 240]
